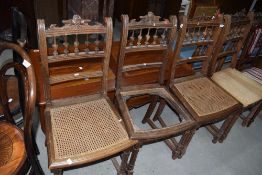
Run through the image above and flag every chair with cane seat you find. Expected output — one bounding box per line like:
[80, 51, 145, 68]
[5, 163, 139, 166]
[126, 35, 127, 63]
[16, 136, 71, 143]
[166, 15, 242, 144]
[37, 15, 139, 175]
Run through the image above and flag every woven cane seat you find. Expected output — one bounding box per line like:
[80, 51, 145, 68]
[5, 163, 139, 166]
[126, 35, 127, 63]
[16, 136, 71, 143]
[173, 77, 239, 118]
[212, 68, 262, 107]
[47, 97, 133, 169]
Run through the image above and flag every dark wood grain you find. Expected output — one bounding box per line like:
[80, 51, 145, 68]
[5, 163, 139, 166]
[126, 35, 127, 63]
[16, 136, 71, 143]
[0, 42, 44, 175]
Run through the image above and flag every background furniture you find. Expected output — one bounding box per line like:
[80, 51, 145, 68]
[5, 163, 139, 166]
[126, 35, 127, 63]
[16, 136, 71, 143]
[189, 0, 260, 17]
[113, 0, 182, 22]
[0, 42, 44, 175]
[68, 0, 115, 22]
[0, 0, 37, 48]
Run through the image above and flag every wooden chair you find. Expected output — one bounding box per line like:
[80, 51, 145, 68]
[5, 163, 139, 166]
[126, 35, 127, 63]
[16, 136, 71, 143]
[210, 12, 262, 127]
[167, 15, 242, 144]
[115, 12, 197, 160]
[0, 42, 44, 175]
[238, 12, 262, 71]
[237, 12, 262, 85]
[37, 15, 139, 175]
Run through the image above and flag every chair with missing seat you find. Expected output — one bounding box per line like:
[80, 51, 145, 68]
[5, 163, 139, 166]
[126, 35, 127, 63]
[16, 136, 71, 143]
[37, 15, 139, 175]
[166, 15, 242, 144]
[210, 12, 262, 127]
[115, 12, 197, 160]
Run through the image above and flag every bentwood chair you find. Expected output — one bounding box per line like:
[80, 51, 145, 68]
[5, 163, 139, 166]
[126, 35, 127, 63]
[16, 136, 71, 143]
[0, 42, 44, 175]
[166, 15, 242, 144]
[115, 12, 197, 160]
[37, 15, 139, 175]
[210, 12, 262, 127]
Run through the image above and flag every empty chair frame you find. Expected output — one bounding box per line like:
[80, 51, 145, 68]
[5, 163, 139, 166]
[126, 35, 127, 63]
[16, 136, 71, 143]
[115, 12, 197, 160]
[167, 15, 242, 143]
[37, 15, 139, 175]
[210, 12, 262, 127]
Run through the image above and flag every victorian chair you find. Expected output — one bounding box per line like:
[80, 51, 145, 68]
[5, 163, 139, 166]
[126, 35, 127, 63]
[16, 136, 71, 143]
[37, 16, 139, 175]
[0, 42, 44, 175]
[165, 15, 242, 144]
[210, 12, 262, 127]
[115, 12, 197, 160]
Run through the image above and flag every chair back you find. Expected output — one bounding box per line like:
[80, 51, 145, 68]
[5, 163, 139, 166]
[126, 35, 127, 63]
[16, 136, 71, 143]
[238, 12, 262, 70]
[37, 15, 113, 103]
[169, 15, 223, 84]
[116, 12, 177, 91]
[0, 42, 43, 174]
[210, 11, 252, 74]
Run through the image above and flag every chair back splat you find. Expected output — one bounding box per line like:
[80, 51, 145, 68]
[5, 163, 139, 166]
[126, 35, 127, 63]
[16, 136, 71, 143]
[170, 15, 223, 84]
[37, 15, 113, 103]
[116, 12, 177, 91]
[210, 11, 252, 74]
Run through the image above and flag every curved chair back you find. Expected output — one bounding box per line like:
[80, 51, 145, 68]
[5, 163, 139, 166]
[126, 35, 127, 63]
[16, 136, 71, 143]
[0, 42, 44, 175]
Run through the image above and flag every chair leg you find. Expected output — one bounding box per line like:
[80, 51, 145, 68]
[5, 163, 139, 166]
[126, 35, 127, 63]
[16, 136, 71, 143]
[118, 151, 130, 175]
[218, 113, 239, 143]
[212, 115, 234, 144]
[53, 169, 63, 175]
[153, 99, 166, 121]
[31, 128, 40, 155]
[126, 144, 140, 175]
[172, 129, 195, 159]
[206, 112, 239, 143]
[148, 110, 195, 160]
[142, 96, 158, 123]
[242, 102, 262, 127]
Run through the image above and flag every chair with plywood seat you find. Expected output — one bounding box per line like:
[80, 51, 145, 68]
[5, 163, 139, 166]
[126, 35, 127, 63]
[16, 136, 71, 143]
[37, 15, 139, 175]
[115, 12, 197, 161]
[164, 15, 242, 144]
[210, 12, 262, 127]
[0, 42, 44, 175]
